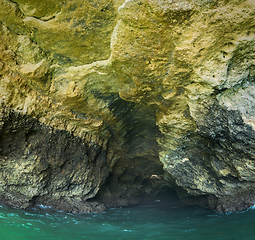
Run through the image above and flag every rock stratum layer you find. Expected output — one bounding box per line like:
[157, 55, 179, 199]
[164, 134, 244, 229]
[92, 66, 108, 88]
[0, 0, 255, 213]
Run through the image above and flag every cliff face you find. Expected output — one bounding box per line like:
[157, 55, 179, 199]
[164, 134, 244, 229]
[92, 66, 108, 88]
[0, 0, 255, 213]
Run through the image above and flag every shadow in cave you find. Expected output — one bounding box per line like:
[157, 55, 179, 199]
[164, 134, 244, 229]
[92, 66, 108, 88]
[87, 94, 188, 211]
[134, 186, 185, 211]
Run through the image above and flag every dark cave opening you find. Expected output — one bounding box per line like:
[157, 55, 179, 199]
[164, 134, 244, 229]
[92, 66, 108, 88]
[0, 101, 183, 213]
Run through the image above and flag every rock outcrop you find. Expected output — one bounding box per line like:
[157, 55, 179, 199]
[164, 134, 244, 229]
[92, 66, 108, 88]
[0, 0, 255, 213]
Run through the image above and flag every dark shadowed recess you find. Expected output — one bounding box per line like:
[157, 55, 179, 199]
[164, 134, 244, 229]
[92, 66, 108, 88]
[0, 100, 182, 212]
[90, 94, 182, 208]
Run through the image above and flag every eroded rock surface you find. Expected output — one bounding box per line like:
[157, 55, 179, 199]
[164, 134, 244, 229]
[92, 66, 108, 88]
[0, 0, 255, 212]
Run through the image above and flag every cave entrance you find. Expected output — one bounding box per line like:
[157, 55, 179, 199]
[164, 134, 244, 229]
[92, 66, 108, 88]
[92, 98, 182, 209]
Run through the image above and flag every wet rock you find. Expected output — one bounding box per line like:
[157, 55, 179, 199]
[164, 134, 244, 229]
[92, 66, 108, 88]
[0, 107, 110, 213]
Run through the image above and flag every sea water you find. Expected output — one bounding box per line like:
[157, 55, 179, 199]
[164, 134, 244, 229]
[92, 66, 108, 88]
[0, 201, 255, 240]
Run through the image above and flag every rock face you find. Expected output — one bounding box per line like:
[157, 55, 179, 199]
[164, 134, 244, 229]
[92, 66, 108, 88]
[0, 106, 109, 213]
[0, 0, 255, 213]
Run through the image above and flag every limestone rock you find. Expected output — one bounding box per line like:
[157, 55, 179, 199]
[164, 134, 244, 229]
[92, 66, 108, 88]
[1, 0, 255, 213]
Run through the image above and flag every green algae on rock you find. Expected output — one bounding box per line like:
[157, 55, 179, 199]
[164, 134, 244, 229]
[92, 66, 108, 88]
[1, 0, 255, 213]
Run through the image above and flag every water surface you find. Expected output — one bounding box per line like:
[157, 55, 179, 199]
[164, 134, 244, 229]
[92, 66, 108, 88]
[0, 201, 254, 240]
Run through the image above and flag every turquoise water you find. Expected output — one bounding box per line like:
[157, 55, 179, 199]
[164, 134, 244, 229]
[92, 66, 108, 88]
[0, 201, 255, 240]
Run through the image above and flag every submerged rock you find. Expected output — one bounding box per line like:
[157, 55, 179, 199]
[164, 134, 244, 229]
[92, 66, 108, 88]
[0, 0, 255, 213]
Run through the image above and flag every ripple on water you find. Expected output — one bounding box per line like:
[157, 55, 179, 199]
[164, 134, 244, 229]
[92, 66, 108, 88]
[0, 203, 255, 239]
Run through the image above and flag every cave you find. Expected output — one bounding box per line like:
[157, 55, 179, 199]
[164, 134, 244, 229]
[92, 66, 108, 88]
[1, 0, 255, 214]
